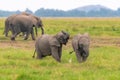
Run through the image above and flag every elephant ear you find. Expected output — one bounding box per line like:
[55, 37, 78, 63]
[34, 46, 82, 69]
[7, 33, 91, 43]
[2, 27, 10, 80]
[49, 36, 61, 47]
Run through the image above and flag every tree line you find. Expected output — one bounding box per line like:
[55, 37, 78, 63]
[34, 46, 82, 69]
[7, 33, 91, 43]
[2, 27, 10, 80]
[1, 8, 120, 17]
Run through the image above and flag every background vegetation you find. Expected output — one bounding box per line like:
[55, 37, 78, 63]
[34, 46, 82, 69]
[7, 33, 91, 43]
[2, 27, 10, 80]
[1, 6, 120, 17]
[0, 18, 120, 80]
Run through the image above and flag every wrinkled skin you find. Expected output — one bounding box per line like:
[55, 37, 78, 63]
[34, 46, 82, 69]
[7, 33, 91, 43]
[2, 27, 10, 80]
[33, 31, 70, 62]
[72, 33, 90, 63]
[10, 15, 35, 40]
[3, 12, 44, 37]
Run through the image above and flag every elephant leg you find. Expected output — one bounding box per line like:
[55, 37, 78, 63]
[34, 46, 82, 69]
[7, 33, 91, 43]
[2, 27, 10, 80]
[24, 32, 30, 40]
[4, 20, 9, 37]
[35, 27, 38, 36]
[41, 27, 44, 35]
[11, 25, 21, 40]
[36, 47, 43, 59]
[51, 46, 61, 62]
[31, 28, 35, 40]
[4, 29, 8, 37]
[76, 52, 83, 63]
[5, 31, 8, 37]
[4, 26, 10, 37]
[11, 32, 19, 41]
[58, 47, 62, 59]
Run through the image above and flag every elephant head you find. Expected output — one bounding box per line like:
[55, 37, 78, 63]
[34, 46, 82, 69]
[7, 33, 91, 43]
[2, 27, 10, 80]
[72, 33, 90, 63]
[55, 31, 70, 45]
[35, 17, 43, 27]
[29, 15, 44, 35]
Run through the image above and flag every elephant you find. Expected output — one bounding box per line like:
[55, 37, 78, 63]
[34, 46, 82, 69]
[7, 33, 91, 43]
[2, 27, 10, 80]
[28, 14, 44, 35]
[32, 31, 70, 62]
[10, 14, 36, 40]
[3, 14, 18, 37]
[71, 33, 90, 63]
[3, 12, 44, 37]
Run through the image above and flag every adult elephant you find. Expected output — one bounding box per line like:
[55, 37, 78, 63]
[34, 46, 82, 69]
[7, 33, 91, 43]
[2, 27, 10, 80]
[3, 12, 44, 37]
[71, 33, 90, 63]
[32, 31, 70, 62]
[10, 14, 36, 40]
[21, 12, 44, 35]
[3, 14, 18, 37]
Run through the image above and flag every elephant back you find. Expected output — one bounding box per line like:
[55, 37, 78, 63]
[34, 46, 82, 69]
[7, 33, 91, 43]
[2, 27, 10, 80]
[36, 34, 52, 55]
[12, 15, 33, 26]
[78, 35, 90, 46]
[72, 34, 90, 51]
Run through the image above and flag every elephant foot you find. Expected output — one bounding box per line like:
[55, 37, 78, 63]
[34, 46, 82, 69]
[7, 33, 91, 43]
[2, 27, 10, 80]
[32, 38, 36, 40]
[11, 37, 15, 41]
[5, 35, 8, 37]
[24, 38, 28, 40]
[36, 55, 43, 59]
[32, 55, 35, 58]
[56, 59, 61, 62]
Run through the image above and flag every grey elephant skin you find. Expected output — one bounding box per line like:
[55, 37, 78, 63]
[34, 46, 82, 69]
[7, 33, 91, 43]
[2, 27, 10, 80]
[10, 14, 36, 40]
[72, 33, 90, 63]
[33, 31, 70, 62]
[3, 12, 44, 39]
[3, 14, 18, 37]
[28, 14, 44, 35]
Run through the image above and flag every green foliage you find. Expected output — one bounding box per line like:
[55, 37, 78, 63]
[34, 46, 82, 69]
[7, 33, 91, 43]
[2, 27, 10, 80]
[1, 8, 120, 17]
[0, 18, 120, 80]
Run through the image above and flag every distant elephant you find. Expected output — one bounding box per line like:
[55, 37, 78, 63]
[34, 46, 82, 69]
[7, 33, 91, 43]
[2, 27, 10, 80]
[3, 12, 44, 37]
[29, 14, 44, 35]
[71, 33, 90, 63]
[33, 31, 70, 62]
[10, 14, 36, 40]
[3, 14, 18, 37]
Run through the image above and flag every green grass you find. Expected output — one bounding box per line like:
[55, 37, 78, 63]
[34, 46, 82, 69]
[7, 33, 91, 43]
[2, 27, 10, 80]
[0, 17, 120, 80]
[43, 18, 120, 37]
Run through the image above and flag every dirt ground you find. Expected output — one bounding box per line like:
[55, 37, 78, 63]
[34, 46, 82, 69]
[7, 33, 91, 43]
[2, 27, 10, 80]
[0, 37, 120, 50]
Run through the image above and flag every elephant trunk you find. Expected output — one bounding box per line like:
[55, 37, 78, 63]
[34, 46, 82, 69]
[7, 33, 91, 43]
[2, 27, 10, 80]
[41, 27, 44, 35]
[35, 27, 38, 36]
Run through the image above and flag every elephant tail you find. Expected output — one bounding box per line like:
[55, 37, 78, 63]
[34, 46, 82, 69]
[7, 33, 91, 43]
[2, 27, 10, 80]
[32, 49, 36, 58]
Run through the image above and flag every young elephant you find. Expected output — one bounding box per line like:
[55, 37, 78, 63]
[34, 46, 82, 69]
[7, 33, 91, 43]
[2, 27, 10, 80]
[72, 33, 90, 63]
[33, 31, 70, 62]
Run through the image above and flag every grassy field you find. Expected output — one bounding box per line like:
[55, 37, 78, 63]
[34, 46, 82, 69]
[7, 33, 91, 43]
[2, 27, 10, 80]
[0, 17, 120, 80]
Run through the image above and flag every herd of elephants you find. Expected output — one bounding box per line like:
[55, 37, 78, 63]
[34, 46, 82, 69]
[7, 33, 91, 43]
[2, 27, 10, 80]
[3, 12, 90, 63]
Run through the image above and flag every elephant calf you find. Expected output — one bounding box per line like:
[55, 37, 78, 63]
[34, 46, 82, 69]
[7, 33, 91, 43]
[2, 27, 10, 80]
[72, 33, 90, 63]
[33, 31, 70, 62]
